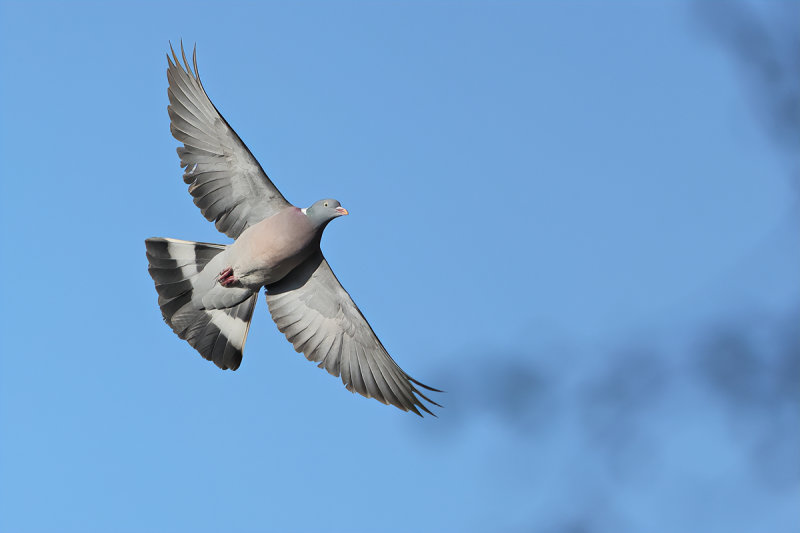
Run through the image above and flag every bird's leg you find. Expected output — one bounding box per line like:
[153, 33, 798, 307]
[218, 266, 237, 287]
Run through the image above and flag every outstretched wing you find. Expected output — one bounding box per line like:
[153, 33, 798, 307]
[167, 43, 290, 239]
[265, 251, 441, 416]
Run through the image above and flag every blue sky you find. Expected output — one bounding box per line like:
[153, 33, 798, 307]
[1, 1, 798, 532]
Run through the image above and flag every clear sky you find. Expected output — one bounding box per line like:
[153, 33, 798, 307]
[1, 1, 798, 532]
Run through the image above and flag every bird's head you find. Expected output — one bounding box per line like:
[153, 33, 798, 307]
[305, 198, 348, 229]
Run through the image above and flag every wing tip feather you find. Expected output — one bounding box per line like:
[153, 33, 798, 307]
[409, 376, 444, 393]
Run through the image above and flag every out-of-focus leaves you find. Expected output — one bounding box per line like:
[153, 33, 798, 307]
[693, 1, 800, 186]
[428, 353, 557, 436]
[697, 309, 800, 488]
[579, 350, 668, 481]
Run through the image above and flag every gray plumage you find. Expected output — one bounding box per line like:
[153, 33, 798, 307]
[145, 238, 257, 370]
[145, 44, 440, 416]
[166, 44, 289, 238]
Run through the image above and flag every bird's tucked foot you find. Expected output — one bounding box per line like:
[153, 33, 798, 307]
[218, 267, 237, 287]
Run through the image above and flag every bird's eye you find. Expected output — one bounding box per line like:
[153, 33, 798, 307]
[324, 202, 328, 207]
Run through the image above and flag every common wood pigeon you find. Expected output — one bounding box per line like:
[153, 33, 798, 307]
[145, 44, 440, 416]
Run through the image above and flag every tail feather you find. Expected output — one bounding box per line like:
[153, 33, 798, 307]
[145, 237, 257, 370]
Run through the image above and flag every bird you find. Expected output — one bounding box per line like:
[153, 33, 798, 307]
[145, 44, 440, 416]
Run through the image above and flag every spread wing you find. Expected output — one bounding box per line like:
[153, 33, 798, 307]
[167, 43, 290, 239]
[265, 251, 441, 416]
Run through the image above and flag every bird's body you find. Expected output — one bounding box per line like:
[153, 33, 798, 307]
[226, 206, 319, 288]
[146, 44, 439, 416]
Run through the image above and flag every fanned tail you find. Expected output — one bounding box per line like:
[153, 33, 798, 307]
[145, 237, 257, 370]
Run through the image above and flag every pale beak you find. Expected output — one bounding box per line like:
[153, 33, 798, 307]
[335, 206, 349, 216]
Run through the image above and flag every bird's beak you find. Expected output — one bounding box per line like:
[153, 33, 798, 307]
[336, 207, 349, 216]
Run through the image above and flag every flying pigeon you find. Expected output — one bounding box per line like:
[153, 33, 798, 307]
[145, 44, 440, 416]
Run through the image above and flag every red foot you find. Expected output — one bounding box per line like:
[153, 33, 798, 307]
[218, 267, 237, 287]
